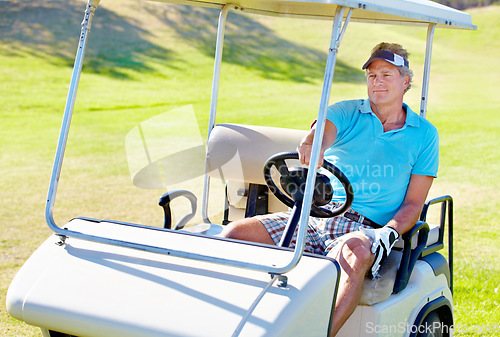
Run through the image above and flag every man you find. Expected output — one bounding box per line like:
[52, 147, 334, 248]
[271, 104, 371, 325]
[221, 42, 439, 336]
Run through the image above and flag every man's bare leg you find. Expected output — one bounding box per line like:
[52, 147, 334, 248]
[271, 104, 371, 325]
[222, 219, 373, 336]
[220, 217, 275, 245]
[327, 232, 374, 337]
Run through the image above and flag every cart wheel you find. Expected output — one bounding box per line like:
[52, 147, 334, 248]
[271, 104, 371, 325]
[417, 311, 444, 337]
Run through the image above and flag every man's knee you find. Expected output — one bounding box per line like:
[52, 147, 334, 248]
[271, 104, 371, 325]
[220, 218, 253, 240]
[347, 237, 373, 264]
[332, 234, 374, 273]
[220, 218, 275, 245]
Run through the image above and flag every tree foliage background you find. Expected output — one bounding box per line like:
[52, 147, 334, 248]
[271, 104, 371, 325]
[434, 0, 499, 9]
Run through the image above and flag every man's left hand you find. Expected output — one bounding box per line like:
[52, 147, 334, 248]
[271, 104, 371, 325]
[359, 226, 400, 279]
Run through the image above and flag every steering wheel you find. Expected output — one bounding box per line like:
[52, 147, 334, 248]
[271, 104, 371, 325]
[263, 152, 353, 218]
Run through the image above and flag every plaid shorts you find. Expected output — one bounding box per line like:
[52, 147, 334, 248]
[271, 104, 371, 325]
[255, 202, 372, 256]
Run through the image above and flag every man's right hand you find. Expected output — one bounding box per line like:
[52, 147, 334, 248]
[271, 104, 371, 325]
[297, 140, 325, 168]
[297, 120, 337, 168]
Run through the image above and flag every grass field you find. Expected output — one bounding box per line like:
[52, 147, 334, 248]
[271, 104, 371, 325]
[1, 0, 499, 335]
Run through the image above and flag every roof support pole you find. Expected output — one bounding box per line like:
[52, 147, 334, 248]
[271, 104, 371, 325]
[294, 6, 352, 264]
[420, 23, 436, 118]
[202, 4, 234, 223]
[45, 0, 101, 233]
[38, 2, 349, 276]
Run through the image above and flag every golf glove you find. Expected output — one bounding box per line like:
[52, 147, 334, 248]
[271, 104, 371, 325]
[359, 226, 400, 279]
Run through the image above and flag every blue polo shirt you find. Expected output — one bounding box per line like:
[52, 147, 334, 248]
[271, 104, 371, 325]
[324, 99, 439, 225]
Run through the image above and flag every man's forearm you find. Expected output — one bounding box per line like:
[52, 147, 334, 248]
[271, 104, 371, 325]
[385, 201, 423, 235]
[386, 174, 434, 235]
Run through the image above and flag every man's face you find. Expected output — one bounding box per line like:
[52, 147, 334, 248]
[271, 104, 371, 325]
[366, 60, 410, 106]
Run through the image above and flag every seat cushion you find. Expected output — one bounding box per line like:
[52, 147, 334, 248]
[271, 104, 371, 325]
[206, 123, 307, 185]
[359, 250, 402, 305]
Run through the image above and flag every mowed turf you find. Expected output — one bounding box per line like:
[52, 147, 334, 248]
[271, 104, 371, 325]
[1, 0, 498, 335]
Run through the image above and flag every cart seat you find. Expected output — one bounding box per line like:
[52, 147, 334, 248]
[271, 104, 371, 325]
[206, 123, 306, 221]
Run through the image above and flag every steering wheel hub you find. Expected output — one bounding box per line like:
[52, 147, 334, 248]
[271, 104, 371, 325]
[264, 152, 353, 218]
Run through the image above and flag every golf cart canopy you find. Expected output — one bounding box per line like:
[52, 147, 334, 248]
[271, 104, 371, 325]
[152, 0, 477, 30]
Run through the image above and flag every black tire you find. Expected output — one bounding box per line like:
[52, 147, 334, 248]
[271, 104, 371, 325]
[48, 330, 78, 337]
[416, 311, 444, 337]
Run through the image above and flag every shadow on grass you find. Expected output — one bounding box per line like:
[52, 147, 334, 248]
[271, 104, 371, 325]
[0, 0, 176, 79]
[0, 0, 364, 83]
[148, 4, 364, 83]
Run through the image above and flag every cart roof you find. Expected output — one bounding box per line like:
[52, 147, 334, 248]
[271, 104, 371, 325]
[151, 0, 476, 30]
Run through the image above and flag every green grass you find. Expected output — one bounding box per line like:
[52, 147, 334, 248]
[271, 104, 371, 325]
[1, 0, 499, 335]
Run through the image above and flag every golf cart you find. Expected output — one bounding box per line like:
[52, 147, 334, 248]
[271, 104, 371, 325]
[6, 0, 476, 336]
